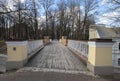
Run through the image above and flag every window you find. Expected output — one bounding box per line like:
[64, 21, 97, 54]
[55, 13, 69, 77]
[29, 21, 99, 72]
[119, 43, 120, 50]
[118, 58, 120, 66]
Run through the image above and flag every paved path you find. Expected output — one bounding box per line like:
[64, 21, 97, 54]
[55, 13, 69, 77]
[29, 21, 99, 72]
[0, 71, 110, 81]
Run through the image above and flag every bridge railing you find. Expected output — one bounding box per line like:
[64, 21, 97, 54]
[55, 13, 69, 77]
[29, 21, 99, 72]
[112, 41, 120, 68]
[6, 40, 44, 70]
[27, 40, 43, 58]
[67, 39, 114, 75]
[67, 40, 88, 57]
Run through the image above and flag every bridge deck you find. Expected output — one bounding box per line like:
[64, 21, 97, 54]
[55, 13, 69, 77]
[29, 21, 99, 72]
[26, 41, 87, 71]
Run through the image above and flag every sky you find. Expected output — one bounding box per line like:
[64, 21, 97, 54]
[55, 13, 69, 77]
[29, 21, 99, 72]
[1, 0, 119, 27]
[96, 0, 112, 25]
[96, 0, 120, 27]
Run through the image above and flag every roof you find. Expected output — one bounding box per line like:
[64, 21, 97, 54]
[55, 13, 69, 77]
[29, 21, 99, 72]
[96, 27, 117, 38]
[90, 25, 120, 38]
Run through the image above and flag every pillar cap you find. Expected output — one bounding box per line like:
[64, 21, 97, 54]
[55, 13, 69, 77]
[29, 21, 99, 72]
[89, 39, 113, 42]
[6, 41, 28, 46]
[88, 41, 114, 47]
[44, 36, 49, 39]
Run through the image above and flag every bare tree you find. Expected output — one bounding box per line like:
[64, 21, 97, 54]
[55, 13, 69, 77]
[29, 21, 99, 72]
[56, 0, 68, 38]
[82, 0, 97, 40]
[0, 0, 10, 40]
[0, 0, 98, 40]
[40, 0, 54, 36]
[108, 0, 120, 26]
[67, 0, 82, 39]
[0, 0, 41, 40]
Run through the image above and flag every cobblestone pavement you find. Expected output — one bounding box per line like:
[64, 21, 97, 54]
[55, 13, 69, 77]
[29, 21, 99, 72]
[0, 41, 113, 81]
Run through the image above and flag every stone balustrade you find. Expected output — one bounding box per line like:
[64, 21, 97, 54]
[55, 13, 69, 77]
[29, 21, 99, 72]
[68, 39, 113, 75]
[27, 40, 43, 54]
[6, 40, 44, 70]
[0, 54, 7, 72]
[68, 40, 88, 57]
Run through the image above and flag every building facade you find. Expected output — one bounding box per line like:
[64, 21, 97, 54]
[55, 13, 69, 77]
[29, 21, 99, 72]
[89, 24, 120, 68]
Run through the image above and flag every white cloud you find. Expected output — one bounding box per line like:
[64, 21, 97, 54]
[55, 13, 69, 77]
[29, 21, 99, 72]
[6, 0, 26, 10]
[96, 11, 120, 27]
[101, 0, 109, 5]
[37, 16, 46, 24]
[97, 17, 111, 24]
[21, 0, 26, 3]
[7, 0, 14, 10]
[102, 12, 119, 18]
[80, 6, 84, 10]
[0, 0, 7, 4]
[96, 12, 113, 25]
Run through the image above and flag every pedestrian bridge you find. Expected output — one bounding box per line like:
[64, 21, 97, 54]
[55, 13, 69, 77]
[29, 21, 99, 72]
[18, 41, 88, 73]
[0, 39, 115, 81]
[2, 38, 113, 76]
